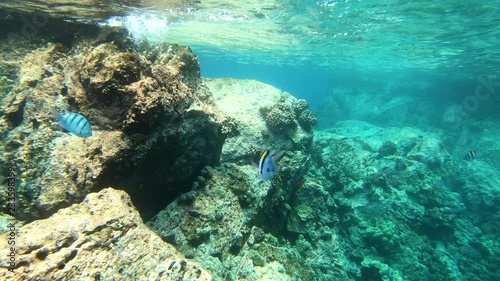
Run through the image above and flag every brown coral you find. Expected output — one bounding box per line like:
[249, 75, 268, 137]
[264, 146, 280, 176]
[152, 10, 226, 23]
[0, 26, 228, 222]
[261, 102, 297, 133]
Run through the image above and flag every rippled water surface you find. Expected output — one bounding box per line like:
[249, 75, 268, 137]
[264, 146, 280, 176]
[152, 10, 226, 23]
[109, 0, 500, 78]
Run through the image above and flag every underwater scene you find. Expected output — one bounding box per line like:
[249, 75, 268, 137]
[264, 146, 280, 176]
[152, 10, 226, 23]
[0, 0, 499, 280]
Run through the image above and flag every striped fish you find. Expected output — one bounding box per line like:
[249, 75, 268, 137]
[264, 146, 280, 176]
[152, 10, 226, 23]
[464, 149, 479, 160]
[258, 149, 285, 181]
[58, 111, 92, 138]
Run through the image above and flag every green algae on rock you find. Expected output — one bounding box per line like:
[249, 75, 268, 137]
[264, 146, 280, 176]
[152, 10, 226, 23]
[0, 25, 229, 223]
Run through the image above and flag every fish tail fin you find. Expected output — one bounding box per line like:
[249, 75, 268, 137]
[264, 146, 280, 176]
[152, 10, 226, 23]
[36, 105, 59, 121]
[49, 107, 60, 119]
[254, 177, 263, 184]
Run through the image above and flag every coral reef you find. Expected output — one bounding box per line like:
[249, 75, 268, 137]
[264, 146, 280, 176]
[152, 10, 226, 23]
[0, 26, 229, 222]
[0, 188, 212, 280]
[292, 99, 317, 130]
[205, 78, 314, 163]
[260, 102, 297, 133]
[298, 120, 499, 280]
[145, 118, 499, 281]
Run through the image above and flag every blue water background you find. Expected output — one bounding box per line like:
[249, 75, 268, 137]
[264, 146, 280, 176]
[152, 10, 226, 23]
[197, 55, 329, 110]
[197, 52, 481, 117]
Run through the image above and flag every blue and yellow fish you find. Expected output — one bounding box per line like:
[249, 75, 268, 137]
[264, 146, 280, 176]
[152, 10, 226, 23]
[56, 111, 92, 138]
[258, 149, 285, 181]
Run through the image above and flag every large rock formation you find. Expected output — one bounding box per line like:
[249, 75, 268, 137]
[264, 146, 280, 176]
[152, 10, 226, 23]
[148, 79, 318, 280]
[0, 26, 230, 222]
[0, 188, 213, 280]
[205, 78, 315, 163]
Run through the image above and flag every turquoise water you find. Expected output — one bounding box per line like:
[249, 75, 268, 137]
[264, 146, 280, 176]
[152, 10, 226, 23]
[123, 0, 500, 77]
[1, 0, 500, 280]
[121, 0, 500, 116]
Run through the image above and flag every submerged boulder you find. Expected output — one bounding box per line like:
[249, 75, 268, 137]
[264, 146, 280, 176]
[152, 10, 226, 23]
[205, 78, 314, 163]
[147, 164, 312, 281]
[0, 188, 212, 281]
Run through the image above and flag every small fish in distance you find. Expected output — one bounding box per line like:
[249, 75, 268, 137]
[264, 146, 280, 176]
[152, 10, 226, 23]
[464, 149, 479, 160]
[128, 133, 148, 141]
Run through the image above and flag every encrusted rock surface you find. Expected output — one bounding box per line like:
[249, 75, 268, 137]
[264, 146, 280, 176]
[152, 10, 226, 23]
[0, 27, 229, 222]
[0, 188, 212, 281]
[205, 78, 314, 163]
[292, 120, 499, 280]
[148, 164, 313, 281]
[147, 79, 320, 280]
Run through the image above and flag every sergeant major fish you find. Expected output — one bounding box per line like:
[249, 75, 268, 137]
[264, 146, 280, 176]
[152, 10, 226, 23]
[56, 111, 92, 138]
[464, 149, 480, 160]
[258, 149, 285, 181]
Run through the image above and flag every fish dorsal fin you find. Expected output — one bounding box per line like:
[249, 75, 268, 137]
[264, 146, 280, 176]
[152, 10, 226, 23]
[271, 150, 286, 162]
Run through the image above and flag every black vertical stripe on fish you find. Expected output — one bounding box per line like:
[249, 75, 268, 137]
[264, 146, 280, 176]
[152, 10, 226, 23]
[67, 113, 79, 126]
[71, 114, 83, 127]
[75, 114, 86, 131]
[259, 149, 270, 174]
[465, 149, 479, 160]
[83, 122, 91, 133]
[60, 113, 69, 124]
